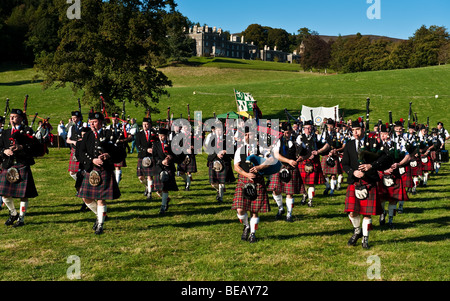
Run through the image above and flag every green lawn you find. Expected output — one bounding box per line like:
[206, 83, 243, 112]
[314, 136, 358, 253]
[0, 60, 449, 281]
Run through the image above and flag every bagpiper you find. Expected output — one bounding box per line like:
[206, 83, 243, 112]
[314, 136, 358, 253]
[77, 112, 125, 234]
[341, 118, 391, 249]
[66, 111, 84, 181]
[0, 109, 43, 227]
[295, 120, 326, 207]
[175, 124, 198, 191]
[417, 125, 434, 187]
[135, 117, 156, 200]
[378, 123, 410, 229]
[232, 127, 273, 243]
[107, 113, 131, 185]
[267, 122, 304, 222]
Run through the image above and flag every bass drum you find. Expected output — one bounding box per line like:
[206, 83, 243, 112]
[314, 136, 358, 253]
[245, 154, 281, 176]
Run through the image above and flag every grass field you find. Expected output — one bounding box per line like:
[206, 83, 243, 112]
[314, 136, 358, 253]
[0, 59, 449, 282]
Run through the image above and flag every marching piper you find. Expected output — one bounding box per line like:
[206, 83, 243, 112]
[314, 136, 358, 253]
[77, 112, 125, 234]
[418, 125, 434, 187]
[176, 124, 198, 191]
[0, 109, 42, 227]
[341, 119, 390, 249]
[267, 122, 304, 222]
[135, 117, 156, 200]
[232, 127, 273, 243]
[108, 113, 131, 185]
[66, 111, 84, 181]
[295, 120, 326, 207]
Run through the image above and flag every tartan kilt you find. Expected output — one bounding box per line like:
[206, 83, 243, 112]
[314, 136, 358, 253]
[420, 155, 434, 172]
[0, 164, 38, 199]
[321, 155, 343, 175]
[136, 158, 155, 177]
[400, 165, 413, 188]
[178, 155, 198, 173]
[345, 180, 382, 216]
[208, 162, 235, 184]
[232, 175, 270, 213]
[267, 167, 305, 195]
[410, 157, 423, 177]
[77, 167, 121, 200]
[152, 170, 179, 192]
[298, 157, 325, 186]
[377, 172, 409, 203]
[114, 159, 127, 168]
[68, 148, 80, 173]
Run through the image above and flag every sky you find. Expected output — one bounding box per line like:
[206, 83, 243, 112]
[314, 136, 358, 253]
[175, 0, 450, 40]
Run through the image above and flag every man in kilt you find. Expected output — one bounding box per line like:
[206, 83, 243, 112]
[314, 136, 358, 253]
[206, 124, 235, 203]
[430, 128, 445, 174]
[319, 119, 345, 196]
[152, 127, 179, 215]
[108, 113, 131, 185]
[341, 119, 391, 249]
[135, 117, 156, 200]
[77, 112, 125, 234]
[0, 116, 4, 210]
[418, 125, 435, 187]
[378, 124, 410, 229]
[232, 128, 273, 243]
[0, 109, 43, 227]
[408, 125, 423, 195]
[66, 111, 84, 181]
[402, 124, 417, 195]
[295, 120, 326, 207]
[268, 122, 304, 222]
[176, 124, 198, 191]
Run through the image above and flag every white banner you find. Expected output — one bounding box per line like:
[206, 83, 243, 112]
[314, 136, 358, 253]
[300, 105, 339, 125]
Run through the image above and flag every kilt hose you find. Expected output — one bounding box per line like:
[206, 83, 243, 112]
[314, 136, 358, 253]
[136, 158, 155, 177]
[420, 155, 434, 172]
[298, 157, 325, 186]
[320, 155, 342, 176]
[410, 157, 423, 177]
[377, 172, 409, 203]
[400, 165, 413, 188]
[0, 164, 38, 199]
[178, 155, 198, 174]
[152, 170, 179, 192]
[68, 148, 80, 173]
[77, 167, 121, 200]
[267, 167, 305, 195]
[232, 175, 270, 213]
[345, 179, 382, 216]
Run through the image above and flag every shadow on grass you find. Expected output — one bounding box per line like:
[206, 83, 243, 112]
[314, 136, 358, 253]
[0, 79, 43, 86]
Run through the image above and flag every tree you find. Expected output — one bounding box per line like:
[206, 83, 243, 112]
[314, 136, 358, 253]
[35, 0, 175, 114]
[242, 24, 269, 49]
[408, 25, 450, 67]
[161, 10, 195, 63]
[300, 34, 331, 70]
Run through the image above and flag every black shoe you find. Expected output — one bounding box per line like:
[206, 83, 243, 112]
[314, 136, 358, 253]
[216, 195, 223, 203]
[241, 225, 250, 241]
[12, 220, 25, 228]
[159, 206, 166, 215]
[362, 236, 370, 249]
[185, 186, 190, 191]
[379, 211, 386, 226]
[80, 203, 88, 212]
[95, 223, 104, 235]
[286, 215, 293, 222]
[275, 207, 285, 220]
[92, 219, 98, 231]
[388, 222, 395, 230]
[347, 229, 363, 246]
[248, 233, 257, 243]
[300, 195, 307, 205]
[5, 213, 19, 226]
[307, 200, 314, 207]
[323, 188, 330, 195]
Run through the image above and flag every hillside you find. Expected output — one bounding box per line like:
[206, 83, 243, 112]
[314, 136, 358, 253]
[319, 34, 406, 43]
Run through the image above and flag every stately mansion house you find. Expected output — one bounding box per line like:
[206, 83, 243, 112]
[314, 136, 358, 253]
[185, 25, 301, 63]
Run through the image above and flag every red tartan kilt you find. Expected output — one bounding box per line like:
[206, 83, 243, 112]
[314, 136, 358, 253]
[232, 175, 270, 213]
[377, 172, 409, 203]
[178, 155, 198, 173]
[400, 165, 413, 188]
[320, 155, 342, 175]
[114, 159, 127, 168]
[267, 167, 305, 195]
[345, 181, 382, 216]
[68, 148, 80, 173]
[298, 157, 325, 185]
[410, 157, 423, 177]
[78, 167, 121, 200]
[136, 158, 155, 177]
[0, 164, 38, 198]
[420, 155, 434, 171]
